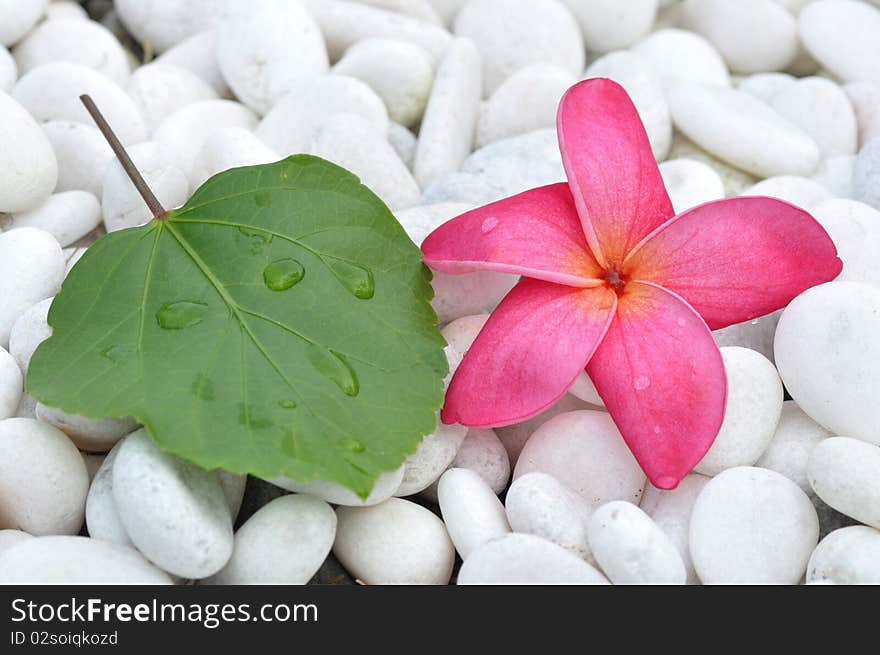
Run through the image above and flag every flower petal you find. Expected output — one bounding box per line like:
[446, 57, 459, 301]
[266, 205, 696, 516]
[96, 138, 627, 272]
[442, 278, 617, 428]
[626, 196, 843, 330]
[421, 183, 603, 287]
[557, 78, 675, 267]
[587, 281, 726, 489]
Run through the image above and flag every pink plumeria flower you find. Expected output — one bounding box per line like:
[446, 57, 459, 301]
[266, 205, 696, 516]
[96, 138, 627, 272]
[422, 79, 842, 489]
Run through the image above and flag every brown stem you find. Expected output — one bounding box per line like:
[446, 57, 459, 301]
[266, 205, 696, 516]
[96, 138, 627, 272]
[79, 94, 167, 221]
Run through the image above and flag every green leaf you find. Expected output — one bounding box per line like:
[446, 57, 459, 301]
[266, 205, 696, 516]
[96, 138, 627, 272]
[27, 156, 448, 497]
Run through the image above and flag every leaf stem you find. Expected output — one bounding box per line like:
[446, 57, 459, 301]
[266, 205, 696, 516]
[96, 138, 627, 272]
[79, 94, 167, 221]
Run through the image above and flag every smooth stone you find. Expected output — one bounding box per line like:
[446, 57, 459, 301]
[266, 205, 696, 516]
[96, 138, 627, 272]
[737, 71, 797, 104]
[308, 112, 420, 210]
[690, 466, 819, 584]
[81, 453, 105, 482]
[457, 533, 609, 585]
[0, 0, 47, 47]
[8, 296, 51, 375]
[585, 51, 672, 161]
[799, 0, 880, 85]
[114, 0, 231, 54]
[334, 497, 455, 584]
[216, 0, 328, 115]
[453, 0, 584, 97]
[0, 417, 89, 535]
[808, 437, 880, 529]
[396, 416, 468, 497]
[333, 38, 434, 128]
[658, 158, 725, 213]
[514, 410, 646, 508]
[217, 471, 247, 522]
[632, 28, 730, 90]
[811, 154, 856, 199]
[680, 0, 799, 73]
[303, 0, 452, 62]
[854, 138, 880, 210]
[270, 464, 405, 507]
[806, 526, 880, 584]
[808, 199, 880, 288]
[756, 401, 832, 494]
[0, 529, 32, 556]
[41, 120, 113, 197]
[13, 62, 147, 145]
[775, 281, 880, 443]
[413, 38, 481, 190]
[476, 64, 574, 148]
[844, 81, 880, 147]
[640, 473, 711, 585]
[4, 190, 101, 247]
[125, 63, 218, 133]
[431, 270, 516, 325]
[0, 44, 15, 92]
[154, 31, 229, 96]
[0, 228, 63, 348]
[563, 0, 657, 53]
[206, 494, 336, 585]
[12, 17, 130, 85]
[742, 175, 831, 210]
[668, 81, 820, 178]
[112, 429, 234, 579]
[256, 74, 388, 157]
[505, 471, 592, 561]
[667, 131, 758, 196]
[447, 427, 509, 495]
[428, 0, 467, 25]
[190, 126, 279, 189]
[14, 392, 37, 419]
[36, 403, 137, 452]
[0, 90, 57, 213]
[102, 141, 190, 232]
[353, 0, 442, 23]
[770, 77, 858, 158]
[62, 246, 87, 276]
[44, 1, 87, 21]
[567, 371, 604, 407]
[438, 468, 510, 558]
[84, 441, 131, 546]
[695, 347, 783, 476]
[388, 122, 417, 169]
[153, 99, 258, 179]
[0, 347, 21, 420]
[588, 501, 687, 584]
[0, 535, 172, 584]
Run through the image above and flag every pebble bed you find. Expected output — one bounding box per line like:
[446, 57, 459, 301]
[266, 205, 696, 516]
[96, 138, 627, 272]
[1, 0, 880, 585]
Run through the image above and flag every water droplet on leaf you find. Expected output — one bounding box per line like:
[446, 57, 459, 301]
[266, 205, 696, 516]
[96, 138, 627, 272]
[100, 344, 132, 362]
[156, 301, 208, 330]
[263, 258, 305, 291]
[326, 258, 374, 299]
[339, 438, 365, 453]
[308, 346, 359, 397]
[191, 373, 215, 400]
[633, 375, 651, 391]
[481, 216, 499, 234]
[237, 226, 273, 243]
[254, 191, 270, 207]
[278, 399, 297, 409]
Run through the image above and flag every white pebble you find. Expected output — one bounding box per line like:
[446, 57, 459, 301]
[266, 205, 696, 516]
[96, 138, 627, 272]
[427, 0, 467, 26]
[8, 296, 51, 375]
[799, 0, 880, 85]
[0, 0, 47, 47]
[807, 526, 880, 584]
[256, 74, 389, 157]
[413, 38, 482, 189]
[668, 81, 820, 178]
[0, 347, 21, 420]
[854, 138, 880, 211]
[514, 410, 646, 508]
[689, 466, 819, 584]
[640, 473, 710, 584]
[667, 131, 759, 195]
[0, 44, 16, 92]
[334, 497, 455, 584]
[0, 417, 88, 535]
[585, 51, 672, 161]
[270, 464, 405, 507]
[125, 63, 219, 133]
[333, 38, 434, 128]
[439, 313, 489, 377]
[0, 228, 63, 348]
[505, 472, 592, 561]
[844, 81, 880, 148]
[4, 191, 101, 248]
[12, 18, 130, 85]
[0, 529, 32, 556]
[680, 0, 799, 73]
[737, 72, 797, 104]
[589, 501, 686, 584]
[775, 281, 880, 444]
[563, 0, 658, 53]
[756, 401, 832, 494]
[216, 0, 328, 115]
[41, 120, 113, 197]
[447, 427, 509, 494]
[395, 416, 467, 496]
[353, 0, 442, 23]
[13, 62, 147, 145]
[811, 155, 856, 199]
[0, 90, 57, 213]
[36, 403, 137, 453]
[770, 77, 858, 158]
[114, 0, 231, 54]
[112, 429, 233, 579]
[44, 1, 87, 21]
[206, 494, 336, 585]
[190, 126, 279, 189]
[804, 200, 880, 288]
[388, 122, 417, 169]
[808, 437, 880, 529]
[742, 175, 832, 210]
[102, 142, 190, 232]
[217, 472, 246, 522]
[438, 468, 509, 558]
[658, 158, 724, 213]
[155, 31, 229, 96]
[632, 28, 730, 90]
[567, 371, 604, 407]
[457, 533, 609, 585]
[454, 0, 584, 97]
[85, 441, 131, 546]
[695, 347, 783, 476]
[0, 535, 172, 584]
